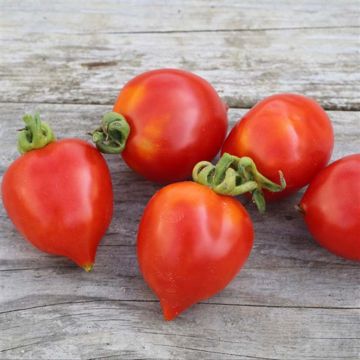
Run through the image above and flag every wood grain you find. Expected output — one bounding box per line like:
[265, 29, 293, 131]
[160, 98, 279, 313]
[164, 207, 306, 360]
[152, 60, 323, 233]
[1, 1, 359, 359]
[2, 0, 360, 33]
[1, 3, 359, 110]
[0, 109, 359, 356]
[1, 301, 359, 360]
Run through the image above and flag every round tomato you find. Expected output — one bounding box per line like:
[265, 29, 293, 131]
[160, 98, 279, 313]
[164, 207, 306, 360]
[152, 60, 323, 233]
[222, 94, 334, 199]
[137, 181, 253, 320]
[299, 154, 360, 261]
[1, 115, 113, 270]
[93, 69, 228, 183]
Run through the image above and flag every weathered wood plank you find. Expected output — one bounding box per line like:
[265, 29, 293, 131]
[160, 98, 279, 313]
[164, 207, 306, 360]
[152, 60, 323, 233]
[1, 6, 359, 109]
[1, 2, 359, 359]
[0, 301, 359, 360]
[2, 0, 359, 32]
[0, 103, 359, 319]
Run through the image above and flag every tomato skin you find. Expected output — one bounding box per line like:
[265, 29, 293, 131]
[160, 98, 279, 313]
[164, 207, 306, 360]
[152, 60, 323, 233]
[1, 139, 113, 268]
[222, 94, 334, 199]
[137, 181, 254, 320]
[299, 154, 360, 261]
[113, 69, 228, 183]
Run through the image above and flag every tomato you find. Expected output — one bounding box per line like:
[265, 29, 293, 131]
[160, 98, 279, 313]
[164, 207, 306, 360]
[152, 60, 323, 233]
[222, 94, 334, 199]
[1, 115, 113, 270]
[137, 181, 254, 320]
[299, 154, 360, 261]
[93, 69, 228, 183]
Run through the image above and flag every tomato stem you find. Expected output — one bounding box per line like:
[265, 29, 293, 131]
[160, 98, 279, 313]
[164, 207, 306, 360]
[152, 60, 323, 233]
[192, 153, 286, 213]
[90, 112, 130, 154]
[17, 113, 56, 154]
[295, 204, 305, 214]
[82, 264, 94, 272]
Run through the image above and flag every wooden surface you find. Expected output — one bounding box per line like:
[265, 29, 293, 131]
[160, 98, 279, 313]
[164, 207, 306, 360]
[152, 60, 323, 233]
[0, 1, 359, 359]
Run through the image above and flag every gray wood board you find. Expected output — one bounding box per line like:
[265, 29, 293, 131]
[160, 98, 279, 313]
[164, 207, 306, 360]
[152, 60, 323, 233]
[1, 302, 359, 360]
[1, 0, 360, 358]
[2, 0, 360, 31]
[1, 3, 360, 110]
[0, 103, 359, 359]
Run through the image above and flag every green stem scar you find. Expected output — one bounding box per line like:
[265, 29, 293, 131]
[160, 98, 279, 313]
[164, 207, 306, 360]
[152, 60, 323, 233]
[17, 113, 56, 154]
[192, 153, 286, 213]
[91, 112, 130, 154]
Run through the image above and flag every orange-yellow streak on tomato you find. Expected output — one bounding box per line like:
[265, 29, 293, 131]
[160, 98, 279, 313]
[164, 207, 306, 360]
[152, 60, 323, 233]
[132, 115, 171, 160]
[115, 84, 146, 112]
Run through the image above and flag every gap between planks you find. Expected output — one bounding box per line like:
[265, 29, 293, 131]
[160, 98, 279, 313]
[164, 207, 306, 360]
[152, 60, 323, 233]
[1, 299, 359, 316]
[1, 101, 360, 112]
[30, 25, 360, 35]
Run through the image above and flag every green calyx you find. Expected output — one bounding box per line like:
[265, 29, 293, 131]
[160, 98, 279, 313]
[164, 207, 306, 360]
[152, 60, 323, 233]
[192, 153, 286, 213]
[91, 112, 130, 154]
[17, 113, 56, 154]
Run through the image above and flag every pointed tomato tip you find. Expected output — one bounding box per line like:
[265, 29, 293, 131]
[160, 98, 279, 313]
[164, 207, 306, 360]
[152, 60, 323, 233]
[161, 303, 180, 321]
[82, 263, 94, 272]
[295, 204, 305, 214]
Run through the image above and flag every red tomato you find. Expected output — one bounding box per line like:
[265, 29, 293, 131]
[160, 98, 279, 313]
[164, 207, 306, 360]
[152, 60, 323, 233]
[222, 94, 334, 199]
[113, 69, 228, 183]
[1, 139, 113, 269]
[299, 154, 360, 261]
[137, 181, 253, 320]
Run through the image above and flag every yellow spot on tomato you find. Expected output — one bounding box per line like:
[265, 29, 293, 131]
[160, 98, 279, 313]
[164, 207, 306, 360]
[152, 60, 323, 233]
[135, 116, 172, 160]
[116, 85, 146, 112]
